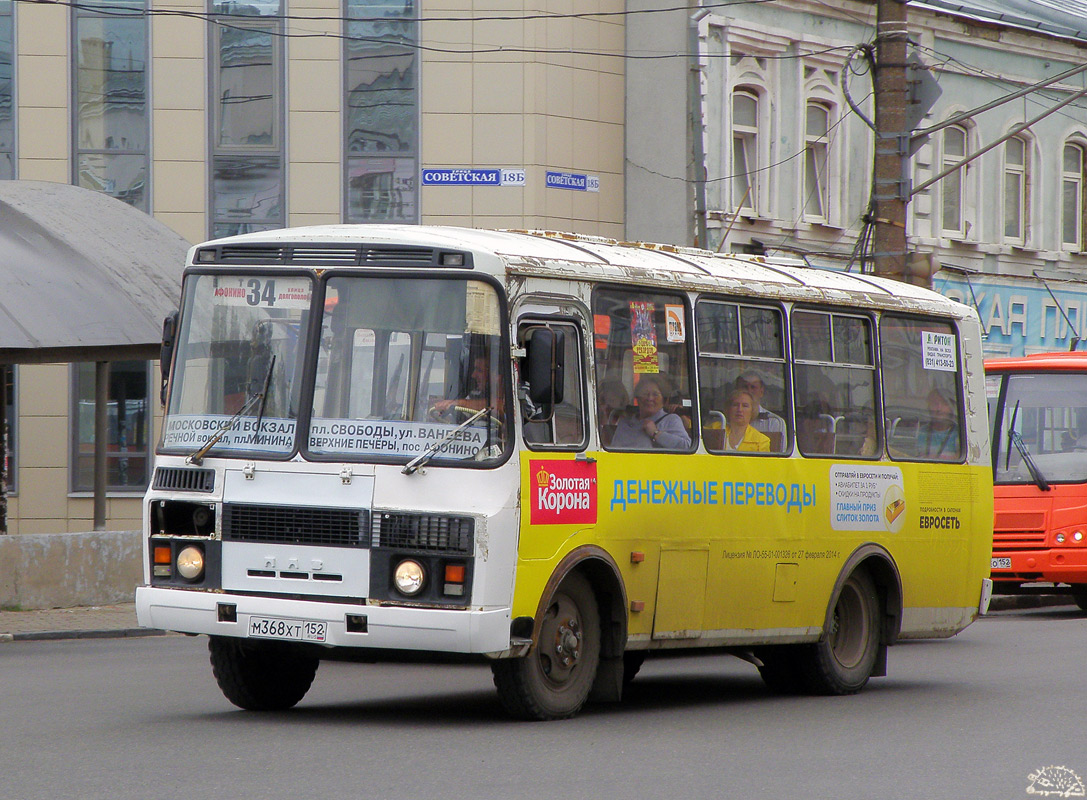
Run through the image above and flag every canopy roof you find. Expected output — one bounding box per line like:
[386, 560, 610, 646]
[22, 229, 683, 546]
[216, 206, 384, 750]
[0, 181, 189, 365]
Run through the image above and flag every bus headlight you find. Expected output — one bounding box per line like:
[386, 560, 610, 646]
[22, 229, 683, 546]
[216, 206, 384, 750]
[1075, 531, 1084, 543]
[1056, 533, 1066, 544]
[393, 559, 425, 596]
[176, 545, 205, 581]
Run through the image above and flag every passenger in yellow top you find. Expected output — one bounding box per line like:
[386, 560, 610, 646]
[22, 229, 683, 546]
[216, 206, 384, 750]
[721, 388, 771, 452]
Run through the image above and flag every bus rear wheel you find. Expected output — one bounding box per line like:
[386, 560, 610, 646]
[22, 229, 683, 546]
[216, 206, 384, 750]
[491, 573, 601, 720]
[797, 570, 881, 695]
[208, 636, 319, 711]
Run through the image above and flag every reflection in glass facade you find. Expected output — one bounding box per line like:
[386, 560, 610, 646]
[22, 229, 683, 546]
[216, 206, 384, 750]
[73, 1, 149, 209]
[71, 361, 150, 491]
[344, 0, 417, 222]
[1, 0, 14, 179]
[210, 0, 284, 238]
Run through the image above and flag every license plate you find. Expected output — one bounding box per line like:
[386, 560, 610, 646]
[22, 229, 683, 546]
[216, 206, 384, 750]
[248, 616, 327, 643]
[991, 557, 1012, 570]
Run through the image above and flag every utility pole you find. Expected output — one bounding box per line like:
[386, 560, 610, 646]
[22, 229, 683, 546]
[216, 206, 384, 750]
[872, 0, 912, 282]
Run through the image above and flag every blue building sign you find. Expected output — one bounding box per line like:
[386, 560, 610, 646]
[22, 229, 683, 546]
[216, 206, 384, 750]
[421, 168, 525, 186]
[545, 171, 600, 192]
[933, 271, 1087, 356]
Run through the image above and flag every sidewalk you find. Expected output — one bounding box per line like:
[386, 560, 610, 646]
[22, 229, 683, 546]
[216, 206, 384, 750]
[0, 594, 1076, 643]
[0, 603, 163, 642]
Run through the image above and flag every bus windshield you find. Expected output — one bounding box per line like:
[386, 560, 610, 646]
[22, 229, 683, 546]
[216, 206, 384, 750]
[162, 273, 312, 458]
[308, 276, 507, 463]
[993, 372, 1087, 484]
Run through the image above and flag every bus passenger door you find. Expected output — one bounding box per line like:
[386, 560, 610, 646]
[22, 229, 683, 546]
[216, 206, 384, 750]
[652, 546, 708, 640]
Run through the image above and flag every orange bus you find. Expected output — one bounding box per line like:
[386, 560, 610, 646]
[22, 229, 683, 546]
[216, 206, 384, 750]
[986, 352, 1087, 610]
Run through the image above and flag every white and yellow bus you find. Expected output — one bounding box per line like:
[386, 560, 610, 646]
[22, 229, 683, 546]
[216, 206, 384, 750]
[136, 226, 993, 720]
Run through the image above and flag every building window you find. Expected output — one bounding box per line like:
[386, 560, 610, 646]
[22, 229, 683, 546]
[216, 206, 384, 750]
[3, 365, 14, 492]
[731, 90, 758, 212]
[1004, 135, 1028, 243]
[941, 125, 967, 237]
[803, 102, 830, 220]
[71, 361, 151, 492]
[344, 0, 418, 223]
[72, 0, 149, 210]
[210, 0, 285, 238]
[1062, 143, 1084, 249]
[0, 0, 12, 180]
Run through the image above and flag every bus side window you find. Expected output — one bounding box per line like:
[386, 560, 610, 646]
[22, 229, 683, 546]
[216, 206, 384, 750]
[880, 316, 964, 462]
[791, 310, 877, 458]
[592, 287, 694, 452]
[696, 300, 789, 454]
[519, 321, 587, 449]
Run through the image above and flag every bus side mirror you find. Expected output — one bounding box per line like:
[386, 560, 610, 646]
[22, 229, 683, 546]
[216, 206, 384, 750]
[523, 327, 565, 419]
[160, 311, 178, 406]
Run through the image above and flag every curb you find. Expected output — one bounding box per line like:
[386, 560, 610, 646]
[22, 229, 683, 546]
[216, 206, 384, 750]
[1, 628, 169, 643]
[987, 594, 1076, 612]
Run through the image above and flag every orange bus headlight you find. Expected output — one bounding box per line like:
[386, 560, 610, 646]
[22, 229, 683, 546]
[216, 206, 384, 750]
[1074, 531, 1084, 543]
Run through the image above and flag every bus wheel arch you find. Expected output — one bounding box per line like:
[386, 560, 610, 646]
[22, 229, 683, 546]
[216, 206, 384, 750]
[492, 547, 627, 719]
[800, 545, 902, 694]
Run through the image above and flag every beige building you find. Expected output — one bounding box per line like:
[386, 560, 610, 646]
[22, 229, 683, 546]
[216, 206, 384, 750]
[1, 0, 625, 535]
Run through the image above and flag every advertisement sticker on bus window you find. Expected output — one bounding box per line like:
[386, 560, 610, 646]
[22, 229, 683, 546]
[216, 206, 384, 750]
[830, 465, 906, 533]
[664, 304, 685, 343]
[630, 301, 660, 374]
[211, 277, 312, 310]
[922, 331, 957, 372]
[529, 460, 598, 526]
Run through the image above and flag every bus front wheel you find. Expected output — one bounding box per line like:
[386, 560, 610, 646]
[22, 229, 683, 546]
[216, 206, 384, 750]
[797, 569, 881, 695]
[208, 636, 319, 711]
[491, 573, 601, 720]
[1071, 586, 1087, 612]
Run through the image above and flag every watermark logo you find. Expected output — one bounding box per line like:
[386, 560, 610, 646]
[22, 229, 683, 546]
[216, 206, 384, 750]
[1026, 766, 1085, 797]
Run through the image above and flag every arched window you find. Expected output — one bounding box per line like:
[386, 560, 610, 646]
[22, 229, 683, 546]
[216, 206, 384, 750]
[803, 102, 830, 220]
[1003, 135, 1029, 243]
[941, 125, 967, 237]
[1063, 142, 1084, 249]
[732, 90, 759, 212]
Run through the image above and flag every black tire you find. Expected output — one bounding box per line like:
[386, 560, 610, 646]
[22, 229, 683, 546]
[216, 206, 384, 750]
[755, 645, 805, 694]
[1071, 586, 1087, 612]
[796, 570, 881, 695]
[491, 573, 601, 720]
[208, 636, 319, 711]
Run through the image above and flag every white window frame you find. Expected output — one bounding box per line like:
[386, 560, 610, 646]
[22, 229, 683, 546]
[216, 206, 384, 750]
[803, 100, 832, 223]
[1003, 134, 1029, 245]
[940, 124, 969, 239]
[731, 88, 760, 213]
[1062, 141, 1084, 251]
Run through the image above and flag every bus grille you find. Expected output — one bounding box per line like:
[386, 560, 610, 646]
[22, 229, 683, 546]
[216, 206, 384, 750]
[202, 244, 450, 267]
[993, 531, 1047, 549]
[153, 466, 215, 493]
[371, 512, 474, 554]
[222, 503, 368, 548]
[993, 509, 1046, 550]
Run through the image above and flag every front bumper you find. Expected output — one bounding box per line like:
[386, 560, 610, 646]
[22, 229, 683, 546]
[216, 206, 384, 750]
[136, 586, 512, 654]
[991, 548, 1087, 585]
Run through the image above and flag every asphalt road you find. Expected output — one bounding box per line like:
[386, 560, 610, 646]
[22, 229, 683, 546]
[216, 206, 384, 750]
[2, 606, 1084, 800]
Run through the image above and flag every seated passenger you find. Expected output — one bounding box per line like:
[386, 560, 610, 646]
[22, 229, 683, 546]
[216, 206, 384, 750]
[713, 388, 770, 452]
[610, 374, 691, 450]
[796, 394, 836, 455]
[735, 370, 786, 440]
[918, 386, 960, 459]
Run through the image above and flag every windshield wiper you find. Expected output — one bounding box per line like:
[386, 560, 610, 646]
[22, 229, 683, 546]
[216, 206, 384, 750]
[1004, 399, 1049, 491]
[250, 354, 276, 444]
[1009, 429, 1050, 492]
[186, 355, 276, 466]
[402, 406, 490, 475]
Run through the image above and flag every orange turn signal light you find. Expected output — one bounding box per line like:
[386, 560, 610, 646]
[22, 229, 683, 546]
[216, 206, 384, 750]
[153, 545, 172, 565]
[444, 564, 466, 584]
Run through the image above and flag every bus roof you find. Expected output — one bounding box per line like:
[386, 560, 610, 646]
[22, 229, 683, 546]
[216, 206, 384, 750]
[191, 225, 972, 319]
[985, 351, 1087, 371]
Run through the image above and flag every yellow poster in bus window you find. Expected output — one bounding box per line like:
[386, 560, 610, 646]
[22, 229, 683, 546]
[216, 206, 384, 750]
[630, 300, 659, 374]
